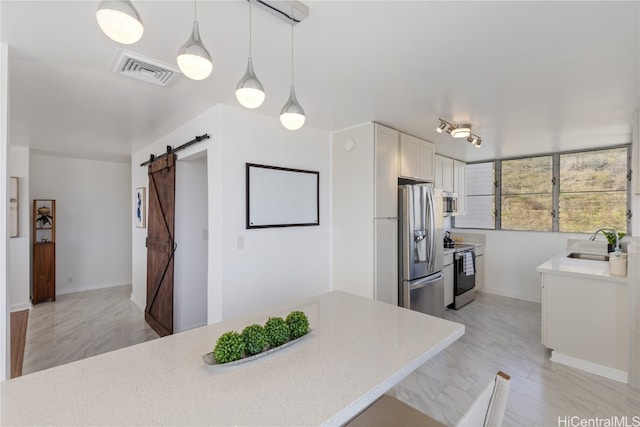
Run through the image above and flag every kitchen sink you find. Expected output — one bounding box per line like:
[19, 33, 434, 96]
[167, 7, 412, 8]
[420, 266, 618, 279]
[567, 252, 610, 261]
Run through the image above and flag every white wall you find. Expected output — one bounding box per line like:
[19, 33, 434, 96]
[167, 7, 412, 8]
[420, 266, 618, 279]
[453, 229, 595, 303]
[1, 40, 10, 381]
[8, 146, 30, 311]
[131, 104, 330, 324]
[30, 154, 132, 295]
[174, 154, 208, 333]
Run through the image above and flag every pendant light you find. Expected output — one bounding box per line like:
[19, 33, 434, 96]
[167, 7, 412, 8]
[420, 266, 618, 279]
[280, 7, 305, 131]
[96, 0, 144, 45]
[236, 2, 265, 109]
[177, 0, 213, 81]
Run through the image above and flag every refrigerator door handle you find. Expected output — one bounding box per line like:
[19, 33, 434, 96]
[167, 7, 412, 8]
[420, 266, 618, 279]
[426, 187, 436, 272]
[407, 272, 445, 291]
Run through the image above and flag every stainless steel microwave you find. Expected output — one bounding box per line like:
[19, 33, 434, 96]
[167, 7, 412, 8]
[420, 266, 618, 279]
[443, 192, 457, 216]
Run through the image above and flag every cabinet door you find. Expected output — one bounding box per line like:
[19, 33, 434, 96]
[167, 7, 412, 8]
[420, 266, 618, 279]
[442, 157, 454, 192]
[443, 263, 454, 307]
[434, 155, 444, 188]
[33, 243, 55, 303]
[453, 160, 466, 215]
[375, 125, 399, 218]
[399, 133, 419, 179]
[375, 219, 398, 306]
[418, 140, 435, 183]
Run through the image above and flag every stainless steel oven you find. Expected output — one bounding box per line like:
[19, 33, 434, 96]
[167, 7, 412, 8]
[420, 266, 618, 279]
[453, 245, 476, 309]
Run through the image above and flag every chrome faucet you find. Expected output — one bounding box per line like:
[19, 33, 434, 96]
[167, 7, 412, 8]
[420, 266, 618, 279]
[589, 228, 620, 251]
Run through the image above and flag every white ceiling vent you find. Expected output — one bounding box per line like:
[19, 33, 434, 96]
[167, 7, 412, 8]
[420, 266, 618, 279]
[110, 49, 180, 87]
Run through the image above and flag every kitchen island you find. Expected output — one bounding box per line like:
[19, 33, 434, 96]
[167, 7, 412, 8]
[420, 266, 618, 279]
[1, 290, 464, 426]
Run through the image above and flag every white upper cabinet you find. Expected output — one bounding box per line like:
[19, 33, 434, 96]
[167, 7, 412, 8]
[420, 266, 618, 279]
[399, 133, 435, 182]
[453, 160, 466, 215]
[435, 154, 454, 192]
[375, 124, 399, 218]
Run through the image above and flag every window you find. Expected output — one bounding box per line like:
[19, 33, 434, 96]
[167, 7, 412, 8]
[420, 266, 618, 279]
[501, 156, 553, 231]
[454, 162, 495, 229]
[454, 146, 630, 234]
[558, 148, 628, 233]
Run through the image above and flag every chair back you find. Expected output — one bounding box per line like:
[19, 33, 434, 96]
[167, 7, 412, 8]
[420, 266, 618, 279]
[456, 371, 511, 427]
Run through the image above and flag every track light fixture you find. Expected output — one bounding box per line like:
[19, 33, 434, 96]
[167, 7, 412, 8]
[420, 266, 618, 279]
[437, 119, 482, 148]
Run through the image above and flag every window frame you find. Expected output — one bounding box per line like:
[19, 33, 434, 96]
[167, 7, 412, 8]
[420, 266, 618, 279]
[454, 144, 632, 234]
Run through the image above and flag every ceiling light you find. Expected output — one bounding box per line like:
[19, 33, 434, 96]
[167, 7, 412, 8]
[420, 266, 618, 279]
[236, 2, 265, 109]
[280, 7, 305, 130]
[96, 0, 144, 45]
[450, 124, 471, 138]
[177, 1, 213, 81]
[438, 118, 482, 148]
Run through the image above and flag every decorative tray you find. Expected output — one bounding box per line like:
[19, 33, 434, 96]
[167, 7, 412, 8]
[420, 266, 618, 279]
[202, 330, 312, 367]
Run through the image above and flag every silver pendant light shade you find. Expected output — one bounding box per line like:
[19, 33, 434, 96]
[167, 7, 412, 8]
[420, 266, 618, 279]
[177, 20, 213, 81]
[96, 0, 144, 45]
[236, 58, 265, 109]
[280, 6, 305, 130]
[236, 3, 265, 109]
[280, 85, 306, 130]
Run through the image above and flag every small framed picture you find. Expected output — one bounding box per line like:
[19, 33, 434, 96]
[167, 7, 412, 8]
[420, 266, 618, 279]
[135, 187, 146, 228]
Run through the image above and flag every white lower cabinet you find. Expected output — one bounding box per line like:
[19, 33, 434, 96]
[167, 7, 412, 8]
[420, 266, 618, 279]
[443, 252, 454, 307]
[375, 219, 398, 306]
[541, 272, 628, 378]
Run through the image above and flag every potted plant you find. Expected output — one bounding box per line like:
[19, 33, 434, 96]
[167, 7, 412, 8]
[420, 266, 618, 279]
[602, 231, 625, 252]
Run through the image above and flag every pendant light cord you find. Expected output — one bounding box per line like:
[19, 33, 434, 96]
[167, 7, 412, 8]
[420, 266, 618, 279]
[194, 0, 197, 21]
[290, 6, 294, 85]
[249, 2, 253, 57]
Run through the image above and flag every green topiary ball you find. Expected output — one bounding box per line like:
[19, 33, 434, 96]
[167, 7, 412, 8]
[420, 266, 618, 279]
[264, 316, 289, 347]
[213, 331, 245, 364]
[286, 310, 309, 340]
[242, 324, 268, 356]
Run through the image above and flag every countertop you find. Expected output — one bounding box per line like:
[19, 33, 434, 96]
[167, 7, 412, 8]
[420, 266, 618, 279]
[1, 291, 464, 426]
[536, 241, 628, 283]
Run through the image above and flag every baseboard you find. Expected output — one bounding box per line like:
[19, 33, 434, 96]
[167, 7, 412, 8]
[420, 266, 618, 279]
[10, 302, 32, 312]
[551, 351, 628, 383]
[57, 282, 129, 296]
[480, 287, 541, 304]
[129, 293, 145, 312]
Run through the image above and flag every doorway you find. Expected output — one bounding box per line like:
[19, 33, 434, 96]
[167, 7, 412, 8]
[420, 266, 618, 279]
[174, 153, 208, 333]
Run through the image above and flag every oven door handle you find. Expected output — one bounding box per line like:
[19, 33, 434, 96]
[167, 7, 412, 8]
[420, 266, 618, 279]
[408, 273, 445, 291]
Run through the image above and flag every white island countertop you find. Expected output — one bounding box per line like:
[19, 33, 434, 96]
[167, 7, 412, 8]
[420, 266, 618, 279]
[1, 290, 464, 426]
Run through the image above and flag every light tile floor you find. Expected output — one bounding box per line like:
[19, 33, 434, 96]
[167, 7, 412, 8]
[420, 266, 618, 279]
[394, 291, 640, 427]
[22, 285, 159, 376]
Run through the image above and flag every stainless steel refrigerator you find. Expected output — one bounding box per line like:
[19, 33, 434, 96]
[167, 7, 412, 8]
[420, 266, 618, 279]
[398, 184, 445, 318]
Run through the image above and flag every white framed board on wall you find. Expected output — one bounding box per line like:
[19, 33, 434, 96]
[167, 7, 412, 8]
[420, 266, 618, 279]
[246, 163, 319, 229]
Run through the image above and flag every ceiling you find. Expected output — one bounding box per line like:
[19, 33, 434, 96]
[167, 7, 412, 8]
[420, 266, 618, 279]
[2, 1, 639, 163]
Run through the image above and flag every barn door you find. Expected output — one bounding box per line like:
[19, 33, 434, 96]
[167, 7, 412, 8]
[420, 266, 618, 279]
[145, 154, 177, 336]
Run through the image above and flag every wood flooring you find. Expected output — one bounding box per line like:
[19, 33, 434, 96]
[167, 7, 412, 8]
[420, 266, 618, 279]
[22, 284, 159, 376]
[393, 291, 640, 427]
[9, 309, 29, 378]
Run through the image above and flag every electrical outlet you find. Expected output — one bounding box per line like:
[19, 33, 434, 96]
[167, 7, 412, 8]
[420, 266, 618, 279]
[237, 236, 244, 250]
